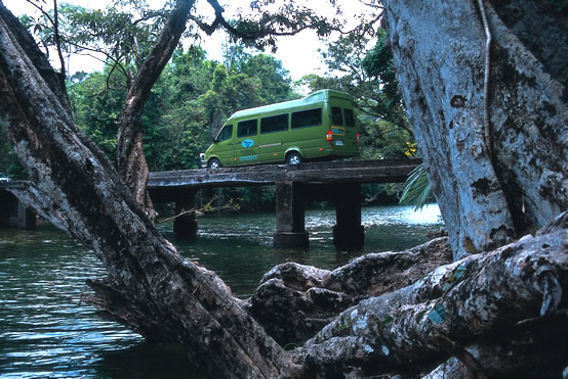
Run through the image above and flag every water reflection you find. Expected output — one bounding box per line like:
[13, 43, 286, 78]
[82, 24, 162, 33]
[0, 205, 443, 376]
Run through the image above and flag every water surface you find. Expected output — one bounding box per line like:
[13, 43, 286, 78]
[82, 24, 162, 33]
[0, 204, 443, 377]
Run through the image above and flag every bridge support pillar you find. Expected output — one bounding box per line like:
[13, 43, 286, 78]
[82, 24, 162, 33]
[273, 182, 308, 249]
[0, 189, 36, 229]
[333, 183, 364, 249]
[173, 190, 198, 241]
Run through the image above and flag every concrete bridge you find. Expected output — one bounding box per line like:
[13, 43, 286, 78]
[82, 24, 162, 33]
[0, 159, 420, 248]
[148, 159, 420, 248]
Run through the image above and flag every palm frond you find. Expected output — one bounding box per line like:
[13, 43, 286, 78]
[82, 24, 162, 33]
[399, 163, 434, 210]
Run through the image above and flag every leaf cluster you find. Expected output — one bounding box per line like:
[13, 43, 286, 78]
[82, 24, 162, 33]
[67, 45, 296, 176]
[304, 27, 413, 161]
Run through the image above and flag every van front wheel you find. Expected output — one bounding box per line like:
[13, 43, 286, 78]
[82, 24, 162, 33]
[286, 151, 303, 165]
[208, 158, 222, 170]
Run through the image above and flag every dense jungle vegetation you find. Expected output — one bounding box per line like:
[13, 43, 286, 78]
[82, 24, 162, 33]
[0, 14, 416, 211]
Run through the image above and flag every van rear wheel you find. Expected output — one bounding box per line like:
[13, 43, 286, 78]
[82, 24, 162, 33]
[286, 151, 303, 165]
[208, 158, 222, 170]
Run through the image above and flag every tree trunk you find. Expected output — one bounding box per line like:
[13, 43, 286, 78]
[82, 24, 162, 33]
[0, 5, 286, 376]
[116, 0, 193, 220]
[382, 0, 568, 260]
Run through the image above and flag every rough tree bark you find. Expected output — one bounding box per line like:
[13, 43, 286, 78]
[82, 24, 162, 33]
[116, 0, 193, 220]
[294, 216, 568, 377]
[382, 0, 568, 260]
[0, 4, 286, 376]
[248, 237, 452, 346]
[1, 1, 567, 377]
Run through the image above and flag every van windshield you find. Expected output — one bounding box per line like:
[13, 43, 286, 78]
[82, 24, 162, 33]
[217, 124, 233, 141]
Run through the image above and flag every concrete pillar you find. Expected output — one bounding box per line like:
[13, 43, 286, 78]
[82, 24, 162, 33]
[173, 189, 198, 240]
[273, 182, 309, 248]
[0, 190, 35, 229]
[333, 183, 364, 248]
[18, 202, 36, 230]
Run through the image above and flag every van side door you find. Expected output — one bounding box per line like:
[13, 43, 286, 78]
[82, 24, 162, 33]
[236, 119, 259, 164]
[289, 107, 324, 159]
[259, 113, 289, 162]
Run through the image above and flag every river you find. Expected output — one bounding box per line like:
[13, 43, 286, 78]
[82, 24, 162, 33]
[0, 204, 443, 377]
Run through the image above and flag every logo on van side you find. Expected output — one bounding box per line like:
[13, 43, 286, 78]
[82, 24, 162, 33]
[242, 139, 255, 148]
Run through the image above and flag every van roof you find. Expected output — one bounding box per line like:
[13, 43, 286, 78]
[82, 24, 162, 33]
[227, 89, 351, 121]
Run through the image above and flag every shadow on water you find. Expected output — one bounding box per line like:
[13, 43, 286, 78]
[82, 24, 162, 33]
[97, 343, 198, 378]
[0, 204, 443, 376]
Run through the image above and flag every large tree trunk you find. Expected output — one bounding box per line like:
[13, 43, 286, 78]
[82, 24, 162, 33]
[382, 0, 568, 260]
[0, 4, 286, 376]
[116, 0, 193, 221]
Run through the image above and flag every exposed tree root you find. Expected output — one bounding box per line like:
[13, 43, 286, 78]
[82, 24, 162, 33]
[247, 237, 452, 345]
[293, 224, 567, 377]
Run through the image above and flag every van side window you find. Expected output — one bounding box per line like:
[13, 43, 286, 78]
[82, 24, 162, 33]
[344, 109, 355, 127]
[217, 124, 233, 141]
[237, 119, 258, 137]
[261, 114, 288, 134]
[291, 108, 322, 129]
[331, 107, 343, 126]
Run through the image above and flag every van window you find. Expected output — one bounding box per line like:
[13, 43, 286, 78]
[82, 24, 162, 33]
[344, 109, 355, 127]
[217, 124, 233, 141]
[331, 107, 343, 126]
[291, 108, 322, 129]
[237, 119, 258, 137]
[261, 114, 288, 134]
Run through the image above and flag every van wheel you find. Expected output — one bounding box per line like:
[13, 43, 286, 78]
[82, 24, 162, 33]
[208, 158, 222, 170]
[286, 151, 303, 165]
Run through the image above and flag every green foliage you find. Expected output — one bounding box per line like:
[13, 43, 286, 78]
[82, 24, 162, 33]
[65, 46, 296, 175]
[303, 28, 414, 162]
[361, 30, 408, 127]
[0, 122, 25, 178]
[67, 68, 128, 160]
[399, 164, 434, 210]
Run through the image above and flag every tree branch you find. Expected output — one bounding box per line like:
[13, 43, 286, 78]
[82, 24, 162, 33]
[52, 0, 66, 78]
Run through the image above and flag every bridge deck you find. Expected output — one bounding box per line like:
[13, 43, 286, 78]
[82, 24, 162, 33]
[148, 159, 420, 190]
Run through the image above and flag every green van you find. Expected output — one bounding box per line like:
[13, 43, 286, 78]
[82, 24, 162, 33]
[199, 89, 360, 169]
